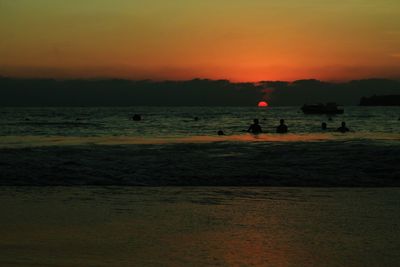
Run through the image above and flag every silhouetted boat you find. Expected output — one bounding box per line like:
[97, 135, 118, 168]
[301, 103, 344, 114]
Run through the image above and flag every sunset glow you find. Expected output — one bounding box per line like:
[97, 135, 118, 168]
[1, 0, 400, 81]
[258, 101, 268, 107]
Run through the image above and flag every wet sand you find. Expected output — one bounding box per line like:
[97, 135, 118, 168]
[1, 187, 399, 267]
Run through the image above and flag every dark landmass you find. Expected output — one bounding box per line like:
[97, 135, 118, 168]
[0, 78, 261, 106]
[1, 77, 400, 106]
[1, 141, 399, 186]
[360, 95, 400, 106]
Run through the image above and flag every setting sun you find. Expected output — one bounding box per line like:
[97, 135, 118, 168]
[258, 101, 268, 107]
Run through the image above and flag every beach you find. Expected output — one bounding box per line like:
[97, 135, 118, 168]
[1, 106, 400, 266]
[2, 0, 400, 265]
[1, 187, 399, 267]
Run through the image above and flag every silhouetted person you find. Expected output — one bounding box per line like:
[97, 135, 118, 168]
[337, 121, 350, 133]
[248, 119, 262, 134]
[217, 130, 225, 136]
[276, 119, 288, 133]
[321, 122, 327, 130]
[194, 117, 199, 121]
[131, 114, 141, 121]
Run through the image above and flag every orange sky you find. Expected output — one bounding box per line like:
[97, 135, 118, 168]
[1, 0, 400, 81]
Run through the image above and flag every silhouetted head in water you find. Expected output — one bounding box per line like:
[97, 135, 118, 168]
[194, 117, 199, 121]
[337, 121, 350, 133]
[247, 118, 262, 134]
[132, 114, 141, 121]
[321, 122, 327, 130]
[217, 130, 224, 136]
[276, 119, 288, 134]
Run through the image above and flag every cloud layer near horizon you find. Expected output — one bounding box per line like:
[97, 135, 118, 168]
[1, 77, 399, 106]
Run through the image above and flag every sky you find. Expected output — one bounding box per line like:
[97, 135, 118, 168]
[0, 0, 400, 81]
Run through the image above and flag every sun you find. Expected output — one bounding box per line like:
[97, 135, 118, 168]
[258, 101, 268, 107]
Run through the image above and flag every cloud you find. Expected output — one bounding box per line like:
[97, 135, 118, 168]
[0, 77, 399, 106]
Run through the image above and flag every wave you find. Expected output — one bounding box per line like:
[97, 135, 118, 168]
[1, 140, 399, 186]
[0, 132, 399, 148]
[1, 121, 101, 127]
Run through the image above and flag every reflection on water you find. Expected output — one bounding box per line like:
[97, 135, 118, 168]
[1, 106, 400, 138]
[0, 132, 399, 148]
[1, 106, 399, 149]
[0, 187, 399, 266]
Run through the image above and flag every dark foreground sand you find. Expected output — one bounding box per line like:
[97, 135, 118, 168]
[0, 140, 399, 186]
[1, 187, 400, 267]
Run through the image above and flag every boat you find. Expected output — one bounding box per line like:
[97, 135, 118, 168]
[301, 103, 344, 114]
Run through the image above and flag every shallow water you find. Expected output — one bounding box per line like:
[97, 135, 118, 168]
[0, 106, 399, 185]
[1, 140, 399, 186]
[1, 106, 399, 139]
[0, 132, 399, 148]
[0, 187, 399, 267]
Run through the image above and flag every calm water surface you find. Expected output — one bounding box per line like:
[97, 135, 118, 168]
[0, 106, 399, 147]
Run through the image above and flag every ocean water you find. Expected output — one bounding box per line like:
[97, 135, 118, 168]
[1, 108, 400, 266]
[0, 106, 399, 186]
[0, 106, 399, 142]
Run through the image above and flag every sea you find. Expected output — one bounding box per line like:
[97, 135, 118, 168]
[1, 106, 400, 266]
[0, 106, 399, 186]
[0, 106, 399, 144]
